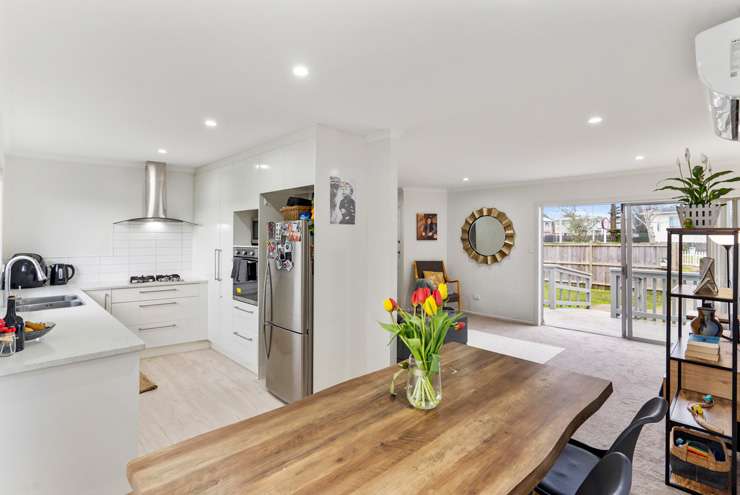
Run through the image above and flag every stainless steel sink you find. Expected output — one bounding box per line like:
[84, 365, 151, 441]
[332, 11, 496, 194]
[17, 294, 84, 312]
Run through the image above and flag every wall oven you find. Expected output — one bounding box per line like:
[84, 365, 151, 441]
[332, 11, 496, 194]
[232, 247, 258, 305]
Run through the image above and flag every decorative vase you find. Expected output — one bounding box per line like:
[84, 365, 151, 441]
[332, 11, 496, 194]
[691, 305, 723, 337]
[676, 204, 722, 228]
[406, 356, 442, 410]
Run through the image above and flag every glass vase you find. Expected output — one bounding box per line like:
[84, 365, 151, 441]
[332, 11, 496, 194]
[406, 357, 442, 410]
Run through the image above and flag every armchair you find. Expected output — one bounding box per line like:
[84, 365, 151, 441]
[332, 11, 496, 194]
[412, 260, 462, 311]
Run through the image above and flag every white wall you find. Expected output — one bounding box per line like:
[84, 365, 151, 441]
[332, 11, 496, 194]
[398, 188, 447, 306]
[313, 126, 398, 391]
[446, 168, 684, 324]
[3, 156, 194, 266]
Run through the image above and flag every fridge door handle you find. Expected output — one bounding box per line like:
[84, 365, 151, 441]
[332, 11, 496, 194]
[214, 249, 219, 281]
[262, 260, 274, 358]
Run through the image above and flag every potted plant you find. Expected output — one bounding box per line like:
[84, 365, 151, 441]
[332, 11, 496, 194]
[380, 284, 463, 410]
[656, 148, 740, 228]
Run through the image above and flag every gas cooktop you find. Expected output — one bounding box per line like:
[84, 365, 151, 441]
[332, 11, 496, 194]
[129, 274, 183, 284]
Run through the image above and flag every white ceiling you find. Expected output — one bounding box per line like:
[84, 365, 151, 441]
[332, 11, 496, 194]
[1, 0, 740, 188]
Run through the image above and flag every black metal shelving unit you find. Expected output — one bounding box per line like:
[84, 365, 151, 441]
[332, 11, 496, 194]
[666, 227, 739, 495]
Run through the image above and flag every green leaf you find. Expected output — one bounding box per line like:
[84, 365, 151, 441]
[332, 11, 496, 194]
[430, 353, 440, 373]
[704, 170, 733, 184]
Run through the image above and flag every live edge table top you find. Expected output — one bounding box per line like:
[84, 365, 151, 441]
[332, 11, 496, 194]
[127, 342, 612, 495]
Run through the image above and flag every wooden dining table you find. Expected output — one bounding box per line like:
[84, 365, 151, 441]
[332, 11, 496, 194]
[127, 342, 612, 495]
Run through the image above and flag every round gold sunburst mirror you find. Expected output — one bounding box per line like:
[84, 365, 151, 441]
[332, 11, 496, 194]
[460, 208, 515, 264]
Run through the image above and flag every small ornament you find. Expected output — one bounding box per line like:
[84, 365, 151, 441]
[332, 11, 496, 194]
[694, 257, 719, 296]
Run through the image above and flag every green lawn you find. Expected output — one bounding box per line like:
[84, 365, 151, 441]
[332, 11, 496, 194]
[543, 285, 665, 311]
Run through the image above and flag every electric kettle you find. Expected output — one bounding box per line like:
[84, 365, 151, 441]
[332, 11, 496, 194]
[49, 264, 76, 286]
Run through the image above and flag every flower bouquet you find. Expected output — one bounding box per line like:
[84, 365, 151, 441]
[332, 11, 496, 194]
[380, 284, 463, 410]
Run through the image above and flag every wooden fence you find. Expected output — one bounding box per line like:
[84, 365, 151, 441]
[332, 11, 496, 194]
[543, 242, 703, 287]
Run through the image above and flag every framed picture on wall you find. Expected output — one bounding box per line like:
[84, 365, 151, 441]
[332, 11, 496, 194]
[329, 176, 356, 225]
[416, 213, 438, 240]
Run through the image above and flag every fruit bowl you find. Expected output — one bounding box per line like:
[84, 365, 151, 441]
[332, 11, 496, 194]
[24, 322, 56, 343]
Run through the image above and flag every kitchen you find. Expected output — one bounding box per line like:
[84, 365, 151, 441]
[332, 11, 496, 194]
[0, 126, 397, 495]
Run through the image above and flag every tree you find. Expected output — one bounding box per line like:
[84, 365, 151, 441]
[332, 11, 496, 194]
[632, 206, 659, 243]
[608, 204, 621, 242]
[561, 207, 597, 242]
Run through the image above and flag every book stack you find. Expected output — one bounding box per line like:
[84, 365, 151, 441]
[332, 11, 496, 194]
[685, 335, 720, 362]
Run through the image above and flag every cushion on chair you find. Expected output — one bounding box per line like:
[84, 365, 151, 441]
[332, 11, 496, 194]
[415, 261, 445, 279]
[423, 271, 446, 286]
[537, 444, 600, 495]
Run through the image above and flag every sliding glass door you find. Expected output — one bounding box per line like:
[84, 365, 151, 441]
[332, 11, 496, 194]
[621, 202, 713, 343]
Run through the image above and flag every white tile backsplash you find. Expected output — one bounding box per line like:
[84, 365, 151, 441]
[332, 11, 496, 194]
[46, 223, 194, 285]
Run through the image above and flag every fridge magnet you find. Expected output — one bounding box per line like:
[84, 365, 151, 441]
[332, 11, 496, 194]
[329, 176, 356, 225]
[416, 213, 438, 240]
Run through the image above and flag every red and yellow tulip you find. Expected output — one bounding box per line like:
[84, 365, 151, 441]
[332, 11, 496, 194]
[422, 295, 438, 316]
[437, 283, 448, 300]
[383, 298, 398, 312]
[432, 289, 443, 307]
[411, 287, 431, 306]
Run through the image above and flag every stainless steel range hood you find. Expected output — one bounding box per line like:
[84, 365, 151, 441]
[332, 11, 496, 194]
[114, 161, 197, 225]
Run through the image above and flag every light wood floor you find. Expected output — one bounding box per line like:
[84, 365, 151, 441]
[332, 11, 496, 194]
[138, 349, 284, 455]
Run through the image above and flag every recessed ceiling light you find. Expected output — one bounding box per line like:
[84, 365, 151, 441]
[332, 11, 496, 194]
[157, 148, 168, 154]
[587, 115, 603, 125]
[255, 163, 271, 170]
[462, 177, 470, 182]
[292, 65, 310, 78]
[204, 119, 218, 128]
[635, 155, 645, 161]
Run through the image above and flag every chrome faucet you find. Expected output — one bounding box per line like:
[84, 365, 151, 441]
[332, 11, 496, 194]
[3, 256, 48, 307]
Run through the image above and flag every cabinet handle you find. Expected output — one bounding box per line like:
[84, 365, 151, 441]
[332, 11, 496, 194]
[216, 249, 223, 281]
[139, 288, 178, 294]
[139, 324, 177, 331]
[234, 306, 254, 314]
[104, 293, 110, 312]
[233, 331, 253, 342]
[214, 249, 219, 281]
[139, 301, 178, 308]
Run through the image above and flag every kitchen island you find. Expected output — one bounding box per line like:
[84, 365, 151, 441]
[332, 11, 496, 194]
[0, 286, 144, 495]
[128, 342, 612, 495]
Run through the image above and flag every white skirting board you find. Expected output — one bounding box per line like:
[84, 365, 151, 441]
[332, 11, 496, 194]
[466, 329, 564, 364]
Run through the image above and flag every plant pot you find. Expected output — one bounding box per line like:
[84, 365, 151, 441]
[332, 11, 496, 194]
[676, 204, 723, 228]
[406, 356, 442, 410]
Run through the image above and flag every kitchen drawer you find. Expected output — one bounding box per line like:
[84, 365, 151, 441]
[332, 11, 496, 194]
[230, 305, 259, 373]
[112, 297, 198, 326]
[111, 284, 200, 303]
[131, 319, 206, 348]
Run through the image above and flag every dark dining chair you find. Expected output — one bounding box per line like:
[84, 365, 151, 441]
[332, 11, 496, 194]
[575, 452, 632, 495]
[535, 396, 667, 495]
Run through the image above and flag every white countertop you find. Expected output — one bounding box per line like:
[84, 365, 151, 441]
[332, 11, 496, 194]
[0, 286, 145, 378]
[80, 279, 208, 291]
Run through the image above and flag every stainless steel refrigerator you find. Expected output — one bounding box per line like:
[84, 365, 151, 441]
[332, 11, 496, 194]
[262, 220, 313, 403]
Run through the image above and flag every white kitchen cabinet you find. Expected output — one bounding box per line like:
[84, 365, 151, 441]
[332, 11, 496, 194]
[111, 284, 200, 303]
[194, 169, 224, 348]
[84, 289, 111, 312]
[259, 139, 315, 193]
[192, 133, 315, 374]
[228, 301, 259, 373]
[110, 283, 206, 348]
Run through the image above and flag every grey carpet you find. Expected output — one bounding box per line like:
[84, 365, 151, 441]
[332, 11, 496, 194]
[467, 315, 684, 494]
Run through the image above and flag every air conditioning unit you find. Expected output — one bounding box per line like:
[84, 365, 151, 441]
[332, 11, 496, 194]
[696, 17, 740, 141]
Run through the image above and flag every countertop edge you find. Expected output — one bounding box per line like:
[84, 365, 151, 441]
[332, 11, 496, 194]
[0, 342, 145, 378]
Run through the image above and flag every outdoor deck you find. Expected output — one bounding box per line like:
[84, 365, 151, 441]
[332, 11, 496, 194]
[543, 307, 680, 342]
